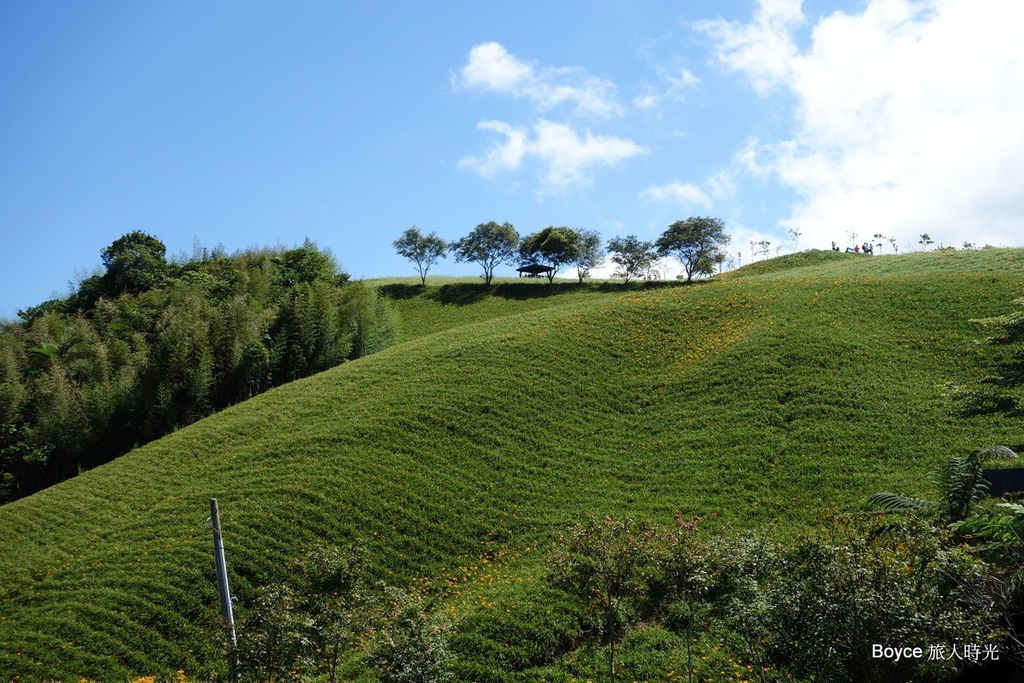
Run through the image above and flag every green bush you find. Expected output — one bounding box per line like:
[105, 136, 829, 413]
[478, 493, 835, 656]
[762, 516, 1001, 683]
[365, 586, 454, 683]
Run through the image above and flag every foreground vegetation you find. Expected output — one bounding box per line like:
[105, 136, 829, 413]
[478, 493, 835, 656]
[1, 248, 1023, 681]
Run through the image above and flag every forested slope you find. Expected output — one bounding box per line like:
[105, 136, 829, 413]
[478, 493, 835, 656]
[0, 236, 396, 503]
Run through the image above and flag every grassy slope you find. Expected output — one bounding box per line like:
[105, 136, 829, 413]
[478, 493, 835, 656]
[367, 275, 686, 343]
[1, 250, 1023, 680]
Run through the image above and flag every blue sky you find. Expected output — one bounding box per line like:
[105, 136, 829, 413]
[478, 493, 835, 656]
[3, 0, 1023, 319]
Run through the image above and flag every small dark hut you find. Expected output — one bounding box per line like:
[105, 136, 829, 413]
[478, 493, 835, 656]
[983, 468, 1024, 498]
[516, 264, 554, 278]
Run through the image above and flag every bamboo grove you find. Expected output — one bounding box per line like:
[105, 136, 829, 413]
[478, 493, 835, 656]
[0, 232, 398, 503]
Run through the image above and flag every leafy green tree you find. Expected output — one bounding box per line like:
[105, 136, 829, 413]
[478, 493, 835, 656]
[765, 516, 999, 683]
[297, 543, 367, 683]
[366, 586, 455, 683]
[570, 228, 604, 282]
[656, 217, 731, 283]
[65, 272, 107, 314]
[101, 231, 168, 296]
[272, 239, 343, 288]
[234, 248, 277, 302]
[708, 533, 777, 683]
[208, 294, 272, 405]
[0, 424, 46, 501]
[274, 280, 353, 381]
[606, 235, 657, 283]
[548, 514, 664, 682]
[343, 283, 399, 358]
[394, 227, 448, 285]
[451, 221, 519, 285]
[235, 583, 315, 683]
[150, 288, 214, 432]
[655, 515, 714, 683]
[0, 330, 45, 498]
[233, 543, 367, 683]
[518, 226, 583, 283]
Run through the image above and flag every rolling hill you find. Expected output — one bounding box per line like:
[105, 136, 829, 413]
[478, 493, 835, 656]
[1, 249, 1022, 681]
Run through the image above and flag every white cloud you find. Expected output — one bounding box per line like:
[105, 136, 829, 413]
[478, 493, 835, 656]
[704, 169, 737, 200]
[456, 42, 625, 118]
[668, 68, 701, 89]
[632, 67, 701, 113]
[459, 119, 646, 195]
[640, 181, 713, 208]
[696, 0, 804, 94]
[632, 36, 703, 114]
[533, 120, 645, 192]
[699, 0, 1024, 248]
[584, 254, 680, 281]
[633, 92, 662, 110]
[456, 121, 529, 177]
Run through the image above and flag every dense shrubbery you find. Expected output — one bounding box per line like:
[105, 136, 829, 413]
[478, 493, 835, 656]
[231, 543, 455, 683]
[541, 512, 1010, 683]
[0, 234, 397, 502]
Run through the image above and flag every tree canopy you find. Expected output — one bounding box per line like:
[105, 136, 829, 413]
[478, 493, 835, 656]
[272, 239, 343, 288]
[655, 216, 731, 283]
[100, 230, 169, 296]
[518, 226, 583, 283]
[570, 229, 604, 283]
[607, 235, 658, 283]
[450, 221, 519, 285]
[393, 227, 447, 285]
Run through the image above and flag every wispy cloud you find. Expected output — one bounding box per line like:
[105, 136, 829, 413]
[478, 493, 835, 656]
[456, 121, 529, 177]
[455, 42, 625, 118]
[698, 0, 1024, 247]
[455, 42, 644, 195]
[633, 91, 662, 110]
[459, 119, 646, 195]
[632, 67, 700, 112]
[640, 181, 712, 208]
[696, 0, 804, 95]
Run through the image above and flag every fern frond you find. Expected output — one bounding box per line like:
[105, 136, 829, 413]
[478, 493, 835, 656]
[866, 493, 939, 513]
[977, 445, 1019, 462]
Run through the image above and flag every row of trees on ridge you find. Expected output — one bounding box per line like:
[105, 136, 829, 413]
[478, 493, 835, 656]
[393, 217, 731, 285]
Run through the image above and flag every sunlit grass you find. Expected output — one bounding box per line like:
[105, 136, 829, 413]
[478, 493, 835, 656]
[367, 276, 687, 343]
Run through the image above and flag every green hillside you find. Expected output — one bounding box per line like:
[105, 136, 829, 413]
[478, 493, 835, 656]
[1, 249, 1023, 681]
[366, 275, 685, 343]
